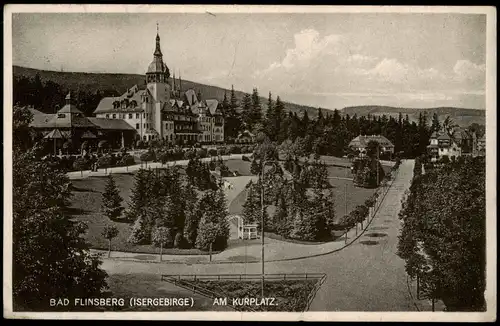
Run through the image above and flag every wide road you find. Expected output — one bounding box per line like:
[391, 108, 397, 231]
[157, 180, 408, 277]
[101, 159, 415, 311]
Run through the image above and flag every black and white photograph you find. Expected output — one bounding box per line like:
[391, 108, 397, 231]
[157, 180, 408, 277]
[3, 5, 496, 321]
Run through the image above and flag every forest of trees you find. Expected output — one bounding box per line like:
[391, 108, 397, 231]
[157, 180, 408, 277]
[12, 106, 109, 310]
[242, 141, 336, 242]
[123, 163, 229, 252]
[220, 85, 447, 159]
[397, 156, 486, 311]
[15, 72, 485, 161]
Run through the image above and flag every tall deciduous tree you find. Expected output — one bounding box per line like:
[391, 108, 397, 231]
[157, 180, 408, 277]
[101, 225, 119, 258]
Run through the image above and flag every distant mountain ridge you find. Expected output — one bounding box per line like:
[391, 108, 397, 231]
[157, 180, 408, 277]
[13, 65, 485, 127]
[340, 105, 485, 127]
[12, 65, 320, 118]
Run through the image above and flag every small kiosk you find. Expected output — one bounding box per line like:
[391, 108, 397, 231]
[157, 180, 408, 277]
[234, 215, 258, 240]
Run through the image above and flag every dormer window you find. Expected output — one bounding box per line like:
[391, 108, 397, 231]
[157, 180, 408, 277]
[58, 113, 66, 118]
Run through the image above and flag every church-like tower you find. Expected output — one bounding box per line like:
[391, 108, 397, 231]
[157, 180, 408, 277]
[145, 24, 171, 138]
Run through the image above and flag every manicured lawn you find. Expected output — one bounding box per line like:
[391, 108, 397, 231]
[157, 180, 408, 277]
[225, 159, 253, 176]
[228, 174, 377, 224]
[69, 173, 207, 254]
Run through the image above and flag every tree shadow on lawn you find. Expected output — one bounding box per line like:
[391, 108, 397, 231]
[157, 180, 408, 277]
[70, 185, 100, 193]
[364, 232, 387, 238]
[64, 206, 92, 216]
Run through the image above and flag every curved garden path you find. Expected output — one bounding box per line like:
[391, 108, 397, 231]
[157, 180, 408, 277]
[100, 160, 416, 311]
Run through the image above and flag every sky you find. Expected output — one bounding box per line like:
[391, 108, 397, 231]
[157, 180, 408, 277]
[12, 11, 487, 110]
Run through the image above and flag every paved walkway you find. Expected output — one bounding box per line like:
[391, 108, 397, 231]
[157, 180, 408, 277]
[94, 179, 390, 264]
[308, 158, 415, 311]
[67, 154, 249, 180]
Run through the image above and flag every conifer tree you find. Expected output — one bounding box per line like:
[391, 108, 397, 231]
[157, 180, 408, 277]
[241, 93, 253, 128]
[251, 87, 262, 125]
[125, 169, 153, 221]
[242, 181, 261, 224]
[101, 175, 124, 220]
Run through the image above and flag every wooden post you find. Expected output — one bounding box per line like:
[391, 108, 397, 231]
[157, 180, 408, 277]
[108, 239, 111, 258]
[160, 243, 163, 262]
[209, 242, 212, 262]
[432, 297, 435, 312]
[345, 229, 348, 244]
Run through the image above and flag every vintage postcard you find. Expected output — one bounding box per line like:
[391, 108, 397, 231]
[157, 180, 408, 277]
[3, 4, 497, 321]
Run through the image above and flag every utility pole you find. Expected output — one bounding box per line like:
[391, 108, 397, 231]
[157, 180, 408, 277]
[377, 143, 380, 187]
[345, 183, 348, 244]
[260, 153, 266, 298]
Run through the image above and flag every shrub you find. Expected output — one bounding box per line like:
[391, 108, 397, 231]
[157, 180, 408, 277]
[208, 148, 217, 157]
[195, 221, 220, 251]
[152, 226, 173, 248]
[196, 148, 208, 159]
[365, 197, 375, 208]
[98, 140, 108, 152]
[140, 151, 155, 164]
[229, 145, 241, 154]
[119, 154, 135, 167]
[97, 155, 112, 173]
[184, 150, 196, 160]
[128, 216, 151, 245]
[73, 156, 89, 175]
[174, 232, 184, 248]
[136, 140, 145, 149]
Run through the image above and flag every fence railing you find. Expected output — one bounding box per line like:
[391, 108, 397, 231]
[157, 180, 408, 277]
[161, 273, 326, 282]
[161, 273, 327, 312]
[305, 273, 327, 312]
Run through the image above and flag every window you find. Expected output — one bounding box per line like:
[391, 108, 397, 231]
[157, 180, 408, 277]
[136, 123, 140, 129]
[144, 123, 146, 128]
[128, 113, 133, 119]
[57, 113, 66, 118]
[136, 113, 140, 119]
[112, 114, 116, 119]
[105, 114, 110, 119]
[143, 113, 146, 118]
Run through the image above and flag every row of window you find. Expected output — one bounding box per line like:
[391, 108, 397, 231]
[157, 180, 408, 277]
[136, 123, 151, 130]
[106, 113, 148, 119]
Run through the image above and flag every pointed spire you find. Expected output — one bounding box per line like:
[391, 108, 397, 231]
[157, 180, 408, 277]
[173, 70, 176, 94]
[179, 70, 182, 93]
[154, 23, 162, 57]
[65, 91, 72, 104]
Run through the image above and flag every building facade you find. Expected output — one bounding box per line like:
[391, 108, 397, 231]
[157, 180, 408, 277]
[348, 135, 395, 157]
[427, 128, 481, 162]
[94, 28, 224, 145]
[26, 92, 137, 154]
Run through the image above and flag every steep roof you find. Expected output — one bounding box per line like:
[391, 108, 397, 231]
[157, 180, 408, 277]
[87, 118, 136, 130]
[206, 99, 220, 115]
[430, 131, 439, 138]
[58, 103, 84, 114]
[349, 135, 394, 148]
[45, 114, 97, 129]
[437, 133, 451, 140]
[94, 86, 145, 114]
[27, 107, 56, 128]
[184, 89, 198, 106]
